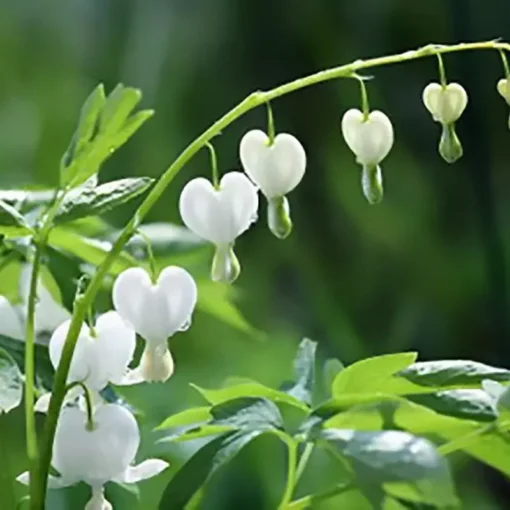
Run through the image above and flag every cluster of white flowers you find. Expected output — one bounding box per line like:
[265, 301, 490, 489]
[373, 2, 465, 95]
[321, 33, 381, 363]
[15, 264, 199, 507]
[179, 128, 307, 282]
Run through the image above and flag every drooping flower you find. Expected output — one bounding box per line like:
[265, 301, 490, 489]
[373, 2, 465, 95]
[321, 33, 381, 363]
[239, 129, 306, 239]
[17, 404, 168, 509]
[496, 78, 510, 129]
[422, 82, 468, 163]
[0, 264, 70, 341]
[35, 311, 137, 412]
[341, 108, 394, 204]
[112, 266, 197, 382]
[179, 171, 258, 282]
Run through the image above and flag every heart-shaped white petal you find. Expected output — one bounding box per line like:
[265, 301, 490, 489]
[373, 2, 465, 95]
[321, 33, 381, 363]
[0, 296, 24, 340]
[179, 172, 259, 245]
[52, 404, 139, 488]
[422, 82, 468, 124]
[239, 130, 306, 198]
[341, 109, 394, 166]
[49, 311, 136, 391]
[113, 266, 197, 344]
[497, 78, 510, 104]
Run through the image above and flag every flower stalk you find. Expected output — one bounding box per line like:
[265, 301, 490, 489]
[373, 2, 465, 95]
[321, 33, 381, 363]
[30, 39, 510, 508]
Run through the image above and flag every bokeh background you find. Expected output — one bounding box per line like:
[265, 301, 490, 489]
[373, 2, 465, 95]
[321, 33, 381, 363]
[1, 0, 510, 508]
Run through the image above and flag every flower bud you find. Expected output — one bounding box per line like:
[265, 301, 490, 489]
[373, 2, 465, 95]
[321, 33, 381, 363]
[422, 82, 468, 124]
[361, 165, 384, 204]
[439, 123, 463, 164]
[179, 172, 259, 246]
[239, 130, 306, 199]
[341, 109, 394, 166]
[211, 244, 241, 283]
[497, 78, 510, 105]
[267, 196, 292, 239]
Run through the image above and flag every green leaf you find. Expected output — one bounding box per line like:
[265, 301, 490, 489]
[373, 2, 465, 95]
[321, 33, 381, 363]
[158, 430, 268, 510]
[408, 389, 497, 423]
[61, 84, 106, 168]
[0, 189, 53, 209]
[0, 348, 23, 413]
[191, 382, 309, 411]
[55, 177, 153, 224]
[210, 397, 284, 432]
[156, 406, 212, 431]
[60, 84, 152, 188]
[381, 360, 510, 395]
[99, 84, 142, 135]
[332, 352, 417, 396]
[0, 200, 32, 238]
[323, 358, 345, 395]
[317, 394, 468, 436]
[322, 429, 457, 507]
[283, 338, 317, 406]
[48, 228, 136, 275]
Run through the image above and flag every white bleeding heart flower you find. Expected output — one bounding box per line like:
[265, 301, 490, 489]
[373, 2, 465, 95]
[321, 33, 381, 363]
[17, 404, 169, 510]
[341, 109, 394, 166]
[0, 296, 24, 340]
[422, 82, 468, 125]
[239, 129, 306, 199]
[112, 266, 197, 382]
[179, 171, 258, 245]
[35, 311, 137, 413]
[179, 171, 258, 282]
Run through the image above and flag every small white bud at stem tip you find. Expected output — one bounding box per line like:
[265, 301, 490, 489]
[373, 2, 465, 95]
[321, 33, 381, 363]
[267, 196, 292, 239]
[439, 124, 463, 163]
[211, 245, 241, 284]
[361, 165, 384, 205]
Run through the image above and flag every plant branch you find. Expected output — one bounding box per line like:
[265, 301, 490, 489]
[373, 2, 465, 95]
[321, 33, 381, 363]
[278, 438, 298, 509]
[33, 38, 510, 508]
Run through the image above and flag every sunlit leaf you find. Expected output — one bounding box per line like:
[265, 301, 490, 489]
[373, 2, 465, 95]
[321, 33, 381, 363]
[191, 382, 309, 411]
[156, 406, 212, 431]
[332, 352, 417, 396]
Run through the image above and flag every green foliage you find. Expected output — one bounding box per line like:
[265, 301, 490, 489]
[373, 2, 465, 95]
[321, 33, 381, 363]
[0, 200, 33, 238]
[60, 84, 153, 189]
[55, 177, 154, 224]
[0, 348, 22, 413]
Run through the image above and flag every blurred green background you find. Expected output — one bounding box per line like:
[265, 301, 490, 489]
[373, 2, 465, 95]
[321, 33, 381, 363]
[1, 0, 510, 508]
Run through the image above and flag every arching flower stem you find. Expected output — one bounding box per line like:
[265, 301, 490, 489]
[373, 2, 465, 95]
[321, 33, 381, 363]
[31, 38, 510, 509]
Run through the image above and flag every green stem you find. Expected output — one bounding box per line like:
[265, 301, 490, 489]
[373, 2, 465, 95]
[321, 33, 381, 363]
[357, 77, 370, 119]
[294, 443, 313, 486]
[31, 38, 510, 508]
[287, 483, 354, 509]
[266, 101, 276, 145]
[205, 141, 220, 189]
[500, 49, 510, 78]
[136, 229, 158, 283]
[436, 53, 448, 87]
[278, 439, 298, 509]
[25, 191, 68, 507]
[438, 424, 495, 455]
[65, 381, 95, 430]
